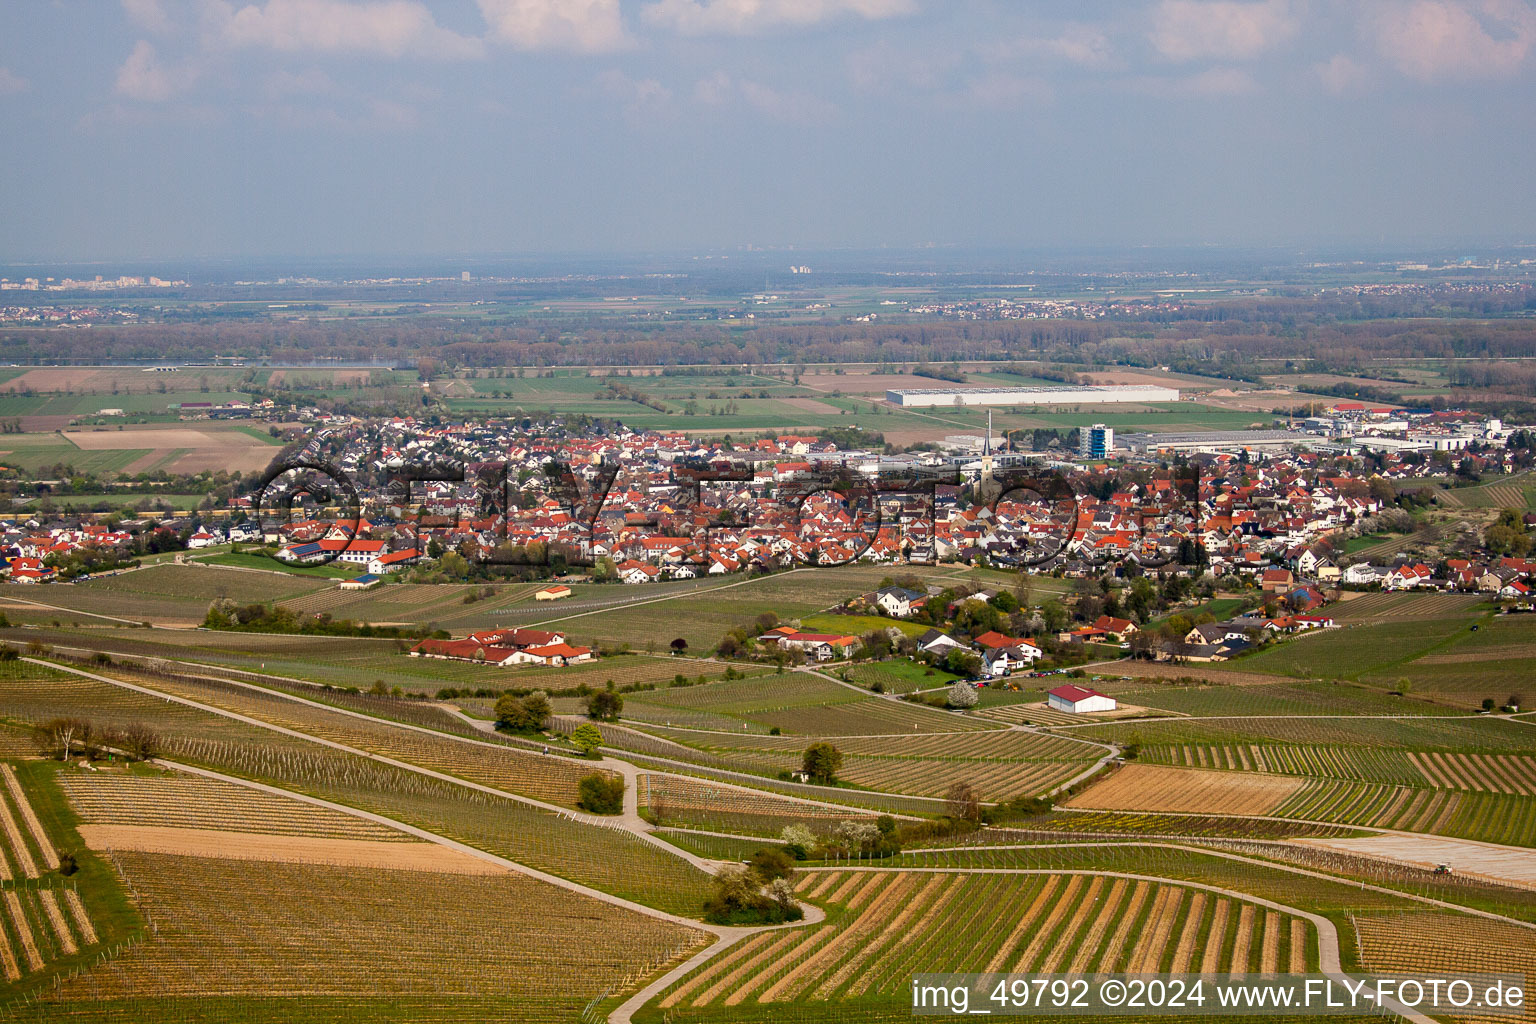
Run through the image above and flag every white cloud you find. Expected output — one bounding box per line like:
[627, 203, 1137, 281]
[643, 0, 914, 36]
[1370, 0, 1536, 80]
[964, 72, 1054, 107]
[0, 68, 28, 97]
[595, 69, 673, 119]
[846, 42, 959, 93]
[476, 0, 629, 53]
[1135, 66, 1260, 96]
[739, 78, 834, 120]
[693, 69, 733, 104]
[1150, 0, 1296, 61]
[262, 68, 336, 97]
[114, 40, 199, 101]
[246, 96, 419, 131]
[1315, 52, 1370, 93]
[216, 0, 485, 59]
[122, 0, 174, 33]
[692, 71, 834, 120]
[986, 24, 1116, 68]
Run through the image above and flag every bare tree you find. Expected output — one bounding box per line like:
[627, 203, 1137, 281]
[945, 780, 981, 822]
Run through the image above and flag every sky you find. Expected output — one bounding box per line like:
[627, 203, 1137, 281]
[1, 0, 1535, 261]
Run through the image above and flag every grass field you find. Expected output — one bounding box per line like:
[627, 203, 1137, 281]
[843, 661, 959, 694]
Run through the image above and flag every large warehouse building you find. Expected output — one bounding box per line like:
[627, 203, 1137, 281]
[885, 384, 1180, 408]
[1117, 429, 1316, 453]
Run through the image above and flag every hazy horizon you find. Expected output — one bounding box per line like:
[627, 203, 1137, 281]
[4, 0, 1536, 261]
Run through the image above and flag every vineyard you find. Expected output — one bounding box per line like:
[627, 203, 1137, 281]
[1326, 592, 1490, 623]
[750, 698, 1001, 737]
[1065, 765, 1304, 816]
[977, 702, 1137, 727]
[1240, 617, 1481, 680]
[56, 770, 414, 842]
[1276, 779, 1536, 847]
[639, 774, 875, 835]
[655, 870, 1311, 1010]
[1142, 743, 1427, 785]
[1352, 912, 1536, 979]
[1, 666, 716, 917]
[1102, 679, 1462, 719]
[988, 812, 1366, 841]
[622, 675, 1003, 736]
[91, 666, 615, 809]
[1074, 712, 1536, 754]
[1409, 751, 1536, 795]
[0, 762, 101, 986]
[634, 726, 1098, 800]
[43, 852, 706, 1012]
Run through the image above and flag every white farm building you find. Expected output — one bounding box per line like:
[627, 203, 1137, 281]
[1047, 684, 1117, 714]
[885, 384, 1179, 408]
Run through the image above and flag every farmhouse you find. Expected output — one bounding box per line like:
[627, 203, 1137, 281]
[758, 628, 859, 661]
[1047, 684, 1117, 714]
[510, 642, 594, 667]
[338, 574, 381, 591]
[535, 585, 572, 601]
[408, 627, 588, 667]
[409, 639, 520, 667]
[369, 549, 421, 574]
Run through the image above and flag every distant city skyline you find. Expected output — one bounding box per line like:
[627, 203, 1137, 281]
[2, 0, 1535, 260]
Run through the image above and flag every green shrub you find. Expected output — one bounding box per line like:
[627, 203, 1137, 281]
[576, 773, 625, 815]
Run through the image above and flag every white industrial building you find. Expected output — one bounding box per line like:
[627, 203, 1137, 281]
[1117, 429, 1316, 454]
[885, 384, 1179, 408]
[1047, 684, 1118, 714]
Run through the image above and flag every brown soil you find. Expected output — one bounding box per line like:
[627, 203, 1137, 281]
[1065, 764, 1303, 815]
[75, 825, 509, 875]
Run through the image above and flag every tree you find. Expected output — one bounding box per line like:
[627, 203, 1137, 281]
[946, 680, 979, 709]
[703, 866, 802, 925]
[577, 773, 625, 814]
[946, 780, 981, 822]
[495, 691, 551, 733]
[943, 649, 981, 677]
[748, 846, 795, 882]
[570, 723, 604, 757]
[670, 637, 688, 655]
[118, 724, 159, 761]
[801, 742, 843, 784]
[586, 685, 623, 721]
[780, 824, 817, 859]
[521, 690, 552, 729]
